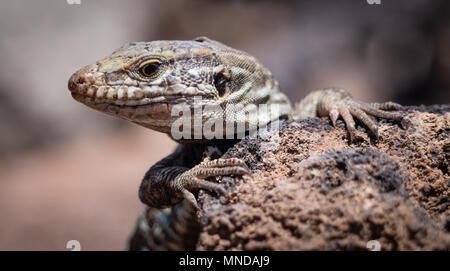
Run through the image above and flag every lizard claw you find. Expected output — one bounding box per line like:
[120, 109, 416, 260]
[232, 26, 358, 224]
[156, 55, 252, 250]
[295, 88, 404, 143]
[330, 98, 404, 143]
[329, 108, 339, 127]
[175, 158, 250, 209]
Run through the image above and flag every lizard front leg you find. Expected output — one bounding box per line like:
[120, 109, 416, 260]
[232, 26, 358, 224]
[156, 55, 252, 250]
[292, 88, 404, 142]
[131, 144, 248, 251]
[139, 144, 249, 211]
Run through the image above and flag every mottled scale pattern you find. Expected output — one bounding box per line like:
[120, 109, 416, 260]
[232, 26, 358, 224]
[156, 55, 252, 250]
[129, 202, 201, 251]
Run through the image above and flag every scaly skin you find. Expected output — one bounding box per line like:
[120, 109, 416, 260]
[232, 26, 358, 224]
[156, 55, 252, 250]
[68, 37, 404, 250]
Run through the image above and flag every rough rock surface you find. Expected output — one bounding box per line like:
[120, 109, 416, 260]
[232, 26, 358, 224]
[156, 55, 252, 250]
[197, 105, 450, 250]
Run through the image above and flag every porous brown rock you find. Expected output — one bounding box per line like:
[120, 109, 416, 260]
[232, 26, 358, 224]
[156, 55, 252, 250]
[197, 105, 450, 250]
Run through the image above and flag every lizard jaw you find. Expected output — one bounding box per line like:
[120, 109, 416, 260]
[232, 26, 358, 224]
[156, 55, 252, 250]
[70, 92, 192, 107]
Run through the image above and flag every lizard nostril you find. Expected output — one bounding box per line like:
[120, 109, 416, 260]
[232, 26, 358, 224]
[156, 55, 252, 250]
[68, 73, 85, 92]
[73, 73, 85, 84]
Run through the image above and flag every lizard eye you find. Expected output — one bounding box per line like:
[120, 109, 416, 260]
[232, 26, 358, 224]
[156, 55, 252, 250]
[139, 61, 161, 78]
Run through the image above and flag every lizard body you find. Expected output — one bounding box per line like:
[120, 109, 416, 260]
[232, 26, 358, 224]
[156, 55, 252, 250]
[68, 37, 404, 250]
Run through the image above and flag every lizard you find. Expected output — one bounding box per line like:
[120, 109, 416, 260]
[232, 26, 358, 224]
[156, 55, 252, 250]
[67, 36, 404, 250]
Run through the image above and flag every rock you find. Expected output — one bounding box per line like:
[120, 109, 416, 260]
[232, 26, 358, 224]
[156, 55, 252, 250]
[197, 105, 450, 250]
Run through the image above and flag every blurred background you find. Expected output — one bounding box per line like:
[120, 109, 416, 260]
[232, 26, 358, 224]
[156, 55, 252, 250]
[0, 0, 448, 250]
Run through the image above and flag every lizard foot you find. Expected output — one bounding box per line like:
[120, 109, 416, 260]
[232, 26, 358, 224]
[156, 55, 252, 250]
[176, 158, 250, 211]
[327, 96, 404, 143]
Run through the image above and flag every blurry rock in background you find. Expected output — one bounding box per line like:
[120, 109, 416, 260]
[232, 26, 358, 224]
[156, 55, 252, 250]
[153, 0, 450, 104]
[0, 0, 448, 250]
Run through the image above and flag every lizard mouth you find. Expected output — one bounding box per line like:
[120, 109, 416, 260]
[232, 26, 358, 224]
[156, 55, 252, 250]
[68, 70, 182, 107]
[71, 92, 193, 108]
[68, 71, 216, 109]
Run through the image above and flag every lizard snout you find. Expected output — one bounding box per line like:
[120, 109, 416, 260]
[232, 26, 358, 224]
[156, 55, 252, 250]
[68, 64, 104, 98]
[68, 71, 85, 93]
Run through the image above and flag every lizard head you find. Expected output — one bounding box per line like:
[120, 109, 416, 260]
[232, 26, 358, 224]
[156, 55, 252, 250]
[68, 37, 291, 141]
